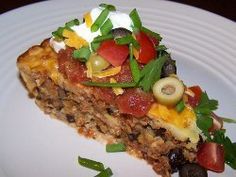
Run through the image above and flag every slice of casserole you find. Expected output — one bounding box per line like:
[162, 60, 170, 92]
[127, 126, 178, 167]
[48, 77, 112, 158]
[18, 3, 233, 177]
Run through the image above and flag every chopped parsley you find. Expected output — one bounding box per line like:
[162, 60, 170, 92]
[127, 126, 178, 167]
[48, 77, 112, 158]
[194, 92, 218, 138]
[211, 130, 236, 169]
[138, 55, 168, 92]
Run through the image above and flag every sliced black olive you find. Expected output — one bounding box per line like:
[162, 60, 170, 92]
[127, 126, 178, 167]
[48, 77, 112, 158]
[168, 148, 186, 172]
[179, 163, 208, 177]
[161, 58, 177, 78]
[111, 28, 132, 38]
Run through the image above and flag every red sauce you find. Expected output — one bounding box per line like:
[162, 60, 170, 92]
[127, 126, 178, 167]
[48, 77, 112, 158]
[113, 60, 133, 82]
[115, 88, 154, 118]
[57, 49, 153, 117]
[93, 87, 115, 103]
[58, 48, 89, 83]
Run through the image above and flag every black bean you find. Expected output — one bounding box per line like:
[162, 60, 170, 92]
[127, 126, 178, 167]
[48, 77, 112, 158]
[153, 128, 166, 136]
[66, 114, 75, 123]
[106, 107, 114, 115]
[179, 163, 208, 177]
[127, 132, 140, 141]
[168, 148, 186, 173]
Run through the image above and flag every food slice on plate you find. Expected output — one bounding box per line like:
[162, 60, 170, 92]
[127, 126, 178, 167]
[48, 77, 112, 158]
[17, 3, 236, 177]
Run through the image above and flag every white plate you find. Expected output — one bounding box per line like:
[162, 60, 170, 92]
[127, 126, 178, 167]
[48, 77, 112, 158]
[0, 0, 236, 177]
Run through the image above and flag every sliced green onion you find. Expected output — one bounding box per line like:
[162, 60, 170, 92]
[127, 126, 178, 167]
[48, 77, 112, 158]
[115, 34, 139, 49]
[175, 100, 185, 112]
[91, 42, 101, 52]
[95, 167, 113, 177]
[73, 46, 91, 62]
[91, 8, 109, 32]
[129, 8, 142, 30]
[78, 156, 105, 171]
[82, 81, 137, 88]
[106, 143, 126, 152]
[93, 33, 113, 43]
[65, 19, 80, 28]
[101, 19, 113, 35]
[222, 117, 236, 124]
[141, 26, 162, 41]
[52, 27, 65, 40]
[129, 44, 140, 83]
[99, 3, 116, 11]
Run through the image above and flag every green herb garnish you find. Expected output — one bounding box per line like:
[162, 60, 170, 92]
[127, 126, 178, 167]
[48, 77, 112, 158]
[78, 156, 105, 171]
[175, 100, 185, 112]
[91, 8, 109, 32]
[82, 81, 137, 88]
[101, 19, 113, 35]
[211, 130, 236, 169]
[91, 42, 101, 52]
[52, 27, 65, 40]
[222, 117, 236, 124]
[65, 19, 80, 28]
[157, 45, 167, 52]
[99, 3, 116, 11]
[93, 33, 113, 43]
[129, 44, 140, 83]
[115, 34, 140, 49]
[194, 92, 236, 169]
[129, 8, 142, 30]
[141, 26, 162, 41]
[73, 46, 91, 62]
[106, 143, 126, 152]
[139, 55, 168, 92]
[194, 92, 218, 138]
[95, 167, 113, 177]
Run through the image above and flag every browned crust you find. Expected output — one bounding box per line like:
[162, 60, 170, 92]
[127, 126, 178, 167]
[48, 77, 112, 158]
[17, 40, 197, 177]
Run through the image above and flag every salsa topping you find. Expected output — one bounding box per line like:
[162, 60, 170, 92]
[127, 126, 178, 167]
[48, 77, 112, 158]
[50, 3, 236, 175]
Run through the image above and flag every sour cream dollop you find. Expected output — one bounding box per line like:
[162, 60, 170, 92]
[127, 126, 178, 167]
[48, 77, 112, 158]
[50, 7, 134, 53]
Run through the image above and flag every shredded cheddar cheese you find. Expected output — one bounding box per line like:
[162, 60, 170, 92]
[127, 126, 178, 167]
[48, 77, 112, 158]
[110, 78, 124, 95]
[84, 12, 93, 28]
[147, 103, 196, 128]
[93, 66, 121, 78]
[62, 29, 88, 49]
[86, 60, 93, 78]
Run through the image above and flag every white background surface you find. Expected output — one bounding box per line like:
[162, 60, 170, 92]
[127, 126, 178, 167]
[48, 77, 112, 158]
[0, 0, 236, 176]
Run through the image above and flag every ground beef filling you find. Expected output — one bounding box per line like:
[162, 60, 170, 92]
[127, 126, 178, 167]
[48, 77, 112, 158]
[18, 42, 197, 177]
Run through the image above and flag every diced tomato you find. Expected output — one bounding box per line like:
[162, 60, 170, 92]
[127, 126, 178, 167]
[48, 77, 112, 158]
[197, 142, 225, 173]
[58, 48, 88, 83]
[135, 31, 156, 64]
[97, 40, 129, 67]
[187, 85, 202, 107]
[115, 88, 154, 117]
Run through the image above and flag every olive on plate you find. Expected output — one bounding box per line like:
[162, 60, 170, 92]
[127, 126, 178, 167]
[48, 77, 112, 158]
[179, 163, 208, 177]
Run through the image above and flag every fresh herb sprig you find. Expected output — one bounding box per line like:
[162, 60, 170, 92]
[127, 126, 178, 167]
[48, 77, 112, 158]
[194, 92, 236, 169]
[52, 19, 79, 40]
[212, 130, 236, 169]
[78, 156, 113, 177]
[194, 92, 218, 138]
[138, 55, 168, 92]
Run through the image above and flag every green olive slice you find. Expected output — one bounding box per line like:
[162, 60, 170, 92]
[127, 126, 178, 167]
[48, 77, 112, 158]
[152, 77, 184, 106]
[88, 54, 110, 72]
